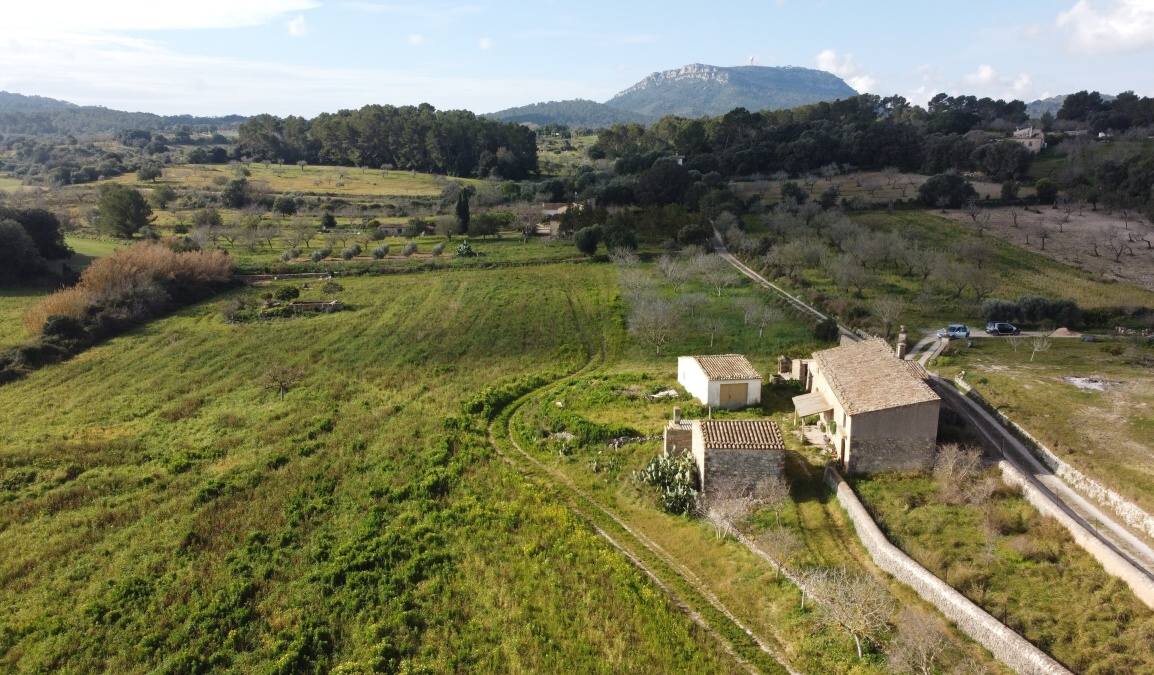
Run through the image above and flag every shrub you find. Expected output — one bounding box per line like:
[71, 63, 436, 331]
[431, 242, 445, 257]
[281, 248, 301, 262]
[813, 317, 840, 342]
[341, 245, 361, 260]
[274, 286, 300, 302]
[1035, 178, 1058, 205]
[311, 248, 331, 263]
[372, 245, 389, 259]
[918, 172, 977, 209]
[370, 227, 387, 241]
[402, 243, 416, 257]
[455, 240, 476, 257]
[321, 281, 343, 295]
[574, 225, 601, 256]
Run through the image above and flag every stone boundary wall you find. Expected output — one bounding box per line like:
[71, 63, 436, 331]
[824, 466, 1071, 675]
[955, 376, 1154, 542]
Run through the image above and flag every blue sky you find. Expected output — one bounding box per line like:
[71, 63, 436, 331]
[2, 0, 1153, 116]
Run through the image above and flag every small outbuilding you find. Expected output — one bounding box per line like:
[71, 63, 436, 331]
[664, 411, 785, 495]
[677, 354, 762, 409]
[790, 338, 940, 475]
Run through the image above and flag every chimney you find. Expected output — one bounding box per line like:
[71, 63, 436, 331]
[673, 406, 682, 424]
[896, 325, 908, 359]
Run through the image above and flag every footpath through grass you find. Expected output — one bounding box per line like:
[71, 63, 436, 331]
[0, 264, 739, 672]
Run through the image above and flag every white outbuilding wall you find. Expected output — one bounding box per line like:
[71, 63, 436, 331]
[677, 357, 761, 409]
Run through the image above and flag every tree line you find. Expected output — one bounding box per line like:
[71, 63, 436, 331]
[237, 104, 538, 179]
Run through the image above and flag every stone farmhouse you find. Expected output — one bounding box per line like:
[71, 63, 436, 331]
[1010, 126, 1046, 153]
[664, 408, 785, 495]
[787, 338, 940, 475]
[677, 354, 762, 410]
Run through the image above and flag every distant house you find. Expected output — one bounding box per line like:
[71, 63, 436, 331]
[1010, 126, 1046, 153]
[789, 339, 940, 475]
[663, 408, 784, 495]
[677, 354, 762, 409]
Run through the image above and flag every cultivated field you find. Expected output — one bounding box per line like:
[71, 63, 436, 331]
[935, 338, 1154, 516]
[942, 206, 1154, 292]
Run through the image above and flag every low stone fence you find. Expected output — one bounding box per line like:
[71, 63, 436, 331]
[824, 466, 1071, 675]
[955, 376, 1154, 542]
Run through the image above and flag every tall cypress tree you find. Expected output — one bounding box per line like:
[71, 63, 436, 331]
[455, 189, 471, 235]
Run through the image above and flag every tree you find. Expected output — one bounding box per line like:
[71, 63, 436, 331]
[149, 185, 177, 210]
[95, 184, 152, 238]
[628, 295, 679, 355]
[136, 163, 162, 182]
[753, 475, 791, 526]
[888, 607, 949, 675]
[262, 364, 306, 400]
[1030, 336, 1051, 362]
[693, 254, 737, 296]
[1034, 178, 1058, 205]
[320, 212, 337, 230]
[455, 187, 473, 235]
[814, 317, 840, 342]
[221, 178, 249, 208]
[871, 296, 904, 338]
[0, 207, 70, 259]
[0, 220, 46, 283]
[700, 488, 752, 541]
[758, 527, 802, 577]
[809, 568, 895, 659]
[574, 225, 601, 256]
[274, 286, 300, 302]
[918, 173, 977, 209]
[273, 196, 298, 216]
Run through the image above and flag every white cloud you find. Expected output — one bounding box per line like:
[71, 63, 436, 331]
[478, 36, 493, 50]
[1, 0, 318, 32]
[407, 33, 426, 46]
[815, 49, 877, 93]
[342, 2, 482, 20]
[1011, 73, 1032, 94]
[1057, 0, 1154, 53]
[286, 15, 308, 37]
[964, 64, 997, 86]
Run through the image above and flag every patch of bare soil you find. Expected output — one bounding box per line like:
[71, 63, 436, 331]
[943, 206, 1154, 291]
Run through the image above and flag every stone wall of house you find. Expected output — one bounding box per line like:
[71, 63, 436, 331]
[845, 402, 939, 475]
[663, 425, 692, 457]
[826, 467, 1071, 675]
[702, 447, 783, 495]
[957, 377, 1154, 542]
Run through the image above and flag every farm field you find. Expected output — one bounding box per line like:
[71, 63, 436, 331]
[112, 163, 482, 198]
[940, 205, 1154, 292]
[0, 264, 749, 672]
[742, 210, 1154, 334]
[934, 337, 1154, 517]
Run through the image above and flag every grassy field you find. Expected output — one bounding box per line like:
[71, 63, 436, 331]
[935, 337, 1154, 516]
[0, 264, 750, 672]
[745, 210, 1154, 334]
[113, 163, 482, 198]
[856, 471, 1154, 673]
[0, 175, 24, 192]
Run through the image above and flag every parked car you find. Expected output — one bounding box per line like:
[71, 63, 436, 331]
[985, 321, 1021, 336]
[937, 324, 970, 339]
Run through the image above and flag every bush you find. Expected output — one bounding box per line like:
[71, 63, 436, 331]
[311, 248, 331, 263]
[431, 242, 446, 257]
[402, 243, 416, 257]
[918, 172, 977, 208]
[321, 281, 343, 295]
[813, 317, 840, 342]
[341, 244, 361, 260]
[455, 240, 476, 258]
[372, 245, 389, 259]
[281, 248, 301, 262]
[574, 225, 601, 256]
[274, 286, 300, 302]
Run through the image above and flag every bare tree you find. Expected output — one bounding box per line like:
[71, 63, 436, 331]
[608, 247, 639, 266]
[758, 527, 802, 577]
[970, 274, 998, 303]
[1007, 335, 1023, 352]
[753, 475, 791, 525]
[887, 607, 949, 675]
[932, 261, 971, 299]
[262, 364, 306, 400]
[1030, 336, 1051, 362]
[832, 254, 872, 297]
[964, 197, 982, 223]
[809, 567, 895, 659]
[628, 295, 680, 355]
[934, 443, 983, 505]
[693, 254, 738, 297]
[871, 296, 905, 338]
[657, 254, 690, 290]
[752, 305, 783, 338]
[700, 314, 726, 348]
[1105, 229, 1133, 263]
[1008, 205, 1021, 228]
[700, 489, 752, 541]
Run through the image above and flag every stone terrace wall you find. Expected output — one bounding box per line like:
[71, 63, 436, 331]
[825, 467, 1071, 675]
[956, 377, 1154, 542]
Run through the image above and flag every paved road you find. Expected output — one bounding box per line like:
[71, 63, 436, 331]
[711, 234, 1154, 604]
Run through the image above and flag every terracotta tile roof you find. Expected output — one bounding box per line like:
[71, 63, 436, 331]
[698, 419, 785, 450]
[812, 339, 939, 415]
[689, 354, 761, 381]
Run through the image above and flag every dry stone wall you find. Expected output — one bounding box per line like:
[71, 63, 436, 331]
[825, 467, 1071, 675]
